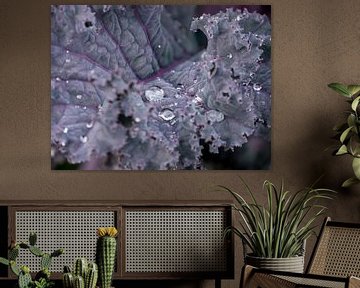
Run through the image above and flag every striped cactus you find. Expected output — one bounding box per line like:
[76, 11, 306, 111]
[63, 271, 74, 288]
[74, 258, 88, 279]
[63, 260, 98, 288]
[96, 227, 118, 288]
[73, 275, 85, 288]
[85, 262, 98, 288]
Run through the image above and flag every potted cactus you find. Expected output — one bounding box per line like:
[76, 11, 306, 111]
[62, 258, 98, 288]
[96, 227, 118, 288]
[0, 232, 64, 288]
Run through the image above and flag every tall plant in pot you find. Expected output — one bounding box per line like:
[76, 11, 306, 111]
[328, 83, 360, 187]
[221, 179, 335, 273]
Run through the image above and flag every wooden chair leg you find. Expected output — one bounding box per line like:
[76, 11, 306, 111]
[240, 265, 255, 288]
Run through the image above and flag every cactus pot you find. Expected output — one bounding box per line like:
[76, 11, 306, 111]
[245, 254, 305, 273]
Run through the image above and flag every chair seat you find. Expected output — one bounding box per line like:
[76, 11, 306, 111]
[243, 266, 360, 288]
[276, 274, 346, 288]
[241, 218, 360, 288]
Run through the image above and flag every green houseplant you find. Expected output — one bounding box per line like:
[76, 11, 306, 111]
[0, 232, 63, 288]
[328, 83, 360, 187]
[221, 179, 334, 272]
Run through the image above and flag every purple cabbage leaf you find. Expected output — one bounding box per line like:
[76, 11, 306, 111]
[51, 5, 271, 170]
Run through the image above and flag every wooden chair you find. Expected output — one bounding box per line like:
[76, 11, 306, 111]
[241, 217, 360, 288]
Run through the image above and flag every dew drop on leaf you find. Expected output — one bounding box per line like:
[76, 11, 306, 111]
[159, 109, 176, 121]
[144, 86, 165, 102]
[63, 127, 68, 134]
[86, 121, 93, 128]
[80, 136, 88, 143]
[76, 94, 82, 99]
[253, 83, 262, 91]
[206, 110, 224, 122]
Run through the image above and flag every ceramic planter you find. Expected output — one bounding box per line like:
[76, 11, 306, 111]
[245, 254, 305, 273]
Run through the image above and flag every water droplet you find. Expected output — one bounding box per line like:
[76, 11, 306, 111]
[199, 15, 204, 20]
[55, 77, 61, 81]
[83, 106, 87, 110]
[227, 53, 233, 59]
[157, 44, 161, 49]
[144, 86, 165, 102]
[61, 140, 66, 147]
[63, 127, 68, 134]
[66, 80, 69, 84]
[134, 117, 141, 123]
[66, 50, 69, 54]
[253, 83, 262, 91]
[246, 107, 252, 112]
[159, 109, 175, 121]
[65, 58, 70, 63]
[193, 96, 203, 105]
[236, 15, 241, 21]
[80, 135, 88, 143]
[76, 94, 82, 99]
[86, 121, 93, 128]
[206, 110, 224, 122]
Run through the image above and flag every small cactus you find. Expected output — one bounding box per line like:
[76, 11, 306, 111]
[96, 227, 118, 288]
[41, 253, 52, 270]
[29, 245, 44, 257]
[29, 232, 37, 246]
[63, 259, 98, 288]
[0, 232, 63, 288]
[74, 258, 88, 279]
[74, 275, 85, 288]
[85, 263, 98, 288]
[63, 273, 74, 288]
[18, 269, 32, 288]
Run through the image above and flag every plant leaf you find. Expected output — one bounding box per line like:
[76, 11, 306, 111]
[347, 85, 360, 97]
[342, 177, 360, 188]
[336, 144, 348, 155]
[351, 96, 360, 111]
[352, 157, 360, 179]
[328, 83, 350, 97]
[340, 126, 352, 143]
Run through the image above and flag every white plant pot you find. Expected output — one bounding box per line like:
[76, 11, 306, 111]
[245, 254, 305, 273]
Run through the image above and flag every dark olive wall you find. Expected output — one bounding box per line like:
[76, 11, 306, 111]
[1, 1, 360, 287]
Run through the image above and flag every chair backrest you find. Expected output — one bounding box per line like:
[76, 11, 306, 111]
[307, 217, 360, 277]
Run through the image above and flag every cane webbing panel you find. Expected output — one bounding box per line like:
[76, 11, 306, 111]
[309, 226, 360, 277]
[276, 275, 345, 288]
[15, 211, 115, 272]
[125, 210, 227, 273]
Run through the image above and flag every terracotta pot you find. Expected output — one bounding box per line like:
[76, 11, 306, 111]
[245, 254, 305, 273]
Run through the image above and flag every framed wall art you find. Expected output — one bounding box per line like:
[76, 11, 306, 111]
[51, 5, 271, 170]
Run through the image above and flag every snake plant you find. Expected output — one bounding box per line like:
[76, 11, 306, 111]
[222, 179, 335, 258]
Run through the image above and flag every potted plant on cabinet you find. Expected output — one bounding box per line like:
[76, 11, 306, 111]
[328, 82, 360, 187]
[221, 179, 335, 273]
